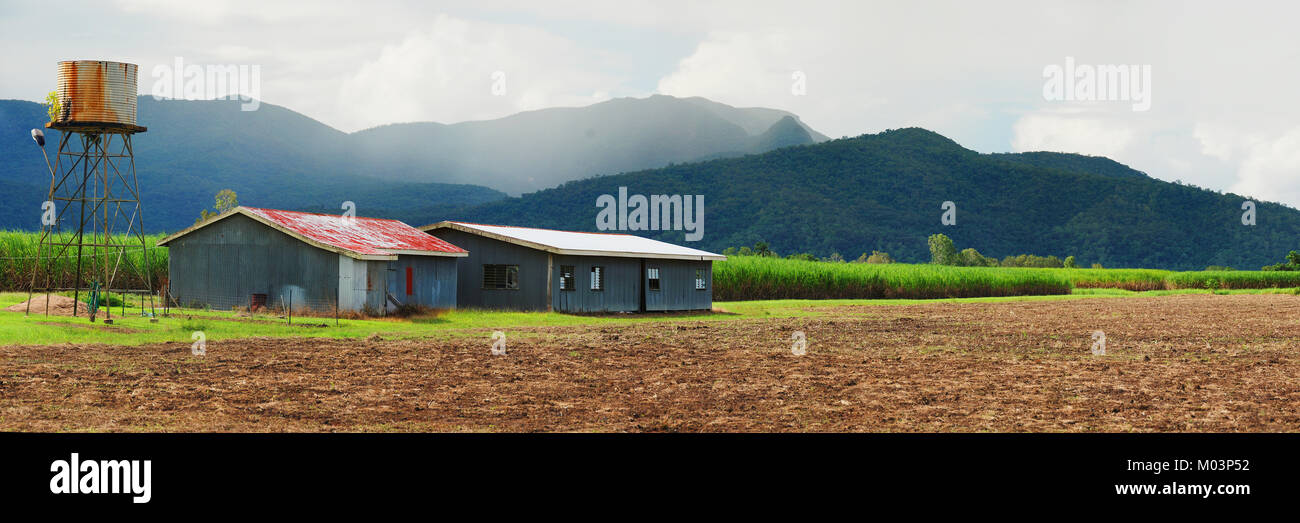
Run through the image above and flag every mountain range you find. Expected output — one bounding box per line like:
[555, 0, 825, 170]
[443, 128, 1299, 270]
[0, 94, 823, 232]
[2, 94, 1296, 270]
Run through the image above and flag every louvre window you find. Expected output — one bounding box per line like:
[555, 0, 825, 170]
[590, 266, 604, 291]
[559, 265, 575, 291]
[647, 267, 661, 291]
[695, 268, 706, 290]
[483, 264, 519, 290]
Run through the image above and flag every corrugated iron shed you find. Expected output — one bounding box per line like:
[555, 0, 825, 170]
[160, 207, 467, 260]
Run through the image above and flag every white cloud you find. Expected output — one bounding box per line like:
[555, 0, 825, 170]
[1229, 127, 1300, 205]
[335, 14, 622, 131]
[1011, 109, 1139, 158]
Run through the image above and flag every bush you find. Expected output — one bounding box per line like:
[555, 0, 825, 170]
[959, 248, 998, 267]
[858, 251, 895, 264]
[1000, 254, 1065, 268]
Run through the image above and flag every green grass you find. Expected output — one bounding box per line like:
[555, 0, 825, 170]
[3, 287, 1298, 348]
[0, 291, 734, 347]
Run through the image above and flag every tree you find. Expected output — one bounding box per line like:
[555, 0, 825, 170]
[1064, 256, 1077, 268]
[197, 189, 239, 223]
[753, 241, 775, 258]
[928, 233, 958, 265]
[823, 252, 846, 263]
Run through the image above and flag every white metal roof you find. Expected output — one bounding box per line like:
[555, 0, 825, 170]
[423, 221, 726, 261]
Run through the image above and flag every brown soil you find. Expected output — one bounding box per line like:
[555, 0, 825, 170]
[2, 294, 1298, 432]
[4, 294, 88, 317]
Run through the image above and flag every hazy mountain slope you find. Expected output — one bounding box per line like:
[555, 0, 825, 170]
[442, 128, 1298, 271]
[674, 96, 829, 141]
[348, 94, 825, 194]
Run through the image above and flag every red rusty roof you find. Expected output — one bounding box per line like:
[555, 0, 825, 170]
[158, 206, 466, 259]
[243, 207, 466, 257]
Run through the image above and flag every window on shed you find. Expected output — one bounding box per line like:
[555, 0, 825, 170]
[647, 267, 661, 291]
[483, 264, 519, 290]
[559, 265, 575, 291]
[695, 268, 706, 290]
[590, 266, 604, 291]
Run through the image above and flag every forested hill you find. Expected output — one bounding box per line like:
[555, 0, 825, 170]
[442, 127, 1299, 270]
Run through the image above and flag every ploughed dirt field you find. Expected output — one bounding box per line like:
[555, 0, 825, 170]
[2, 294, 1299, 432]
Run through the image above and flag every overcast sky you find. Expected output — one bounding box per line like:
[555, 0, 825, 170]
[3, 0, 1298, 207]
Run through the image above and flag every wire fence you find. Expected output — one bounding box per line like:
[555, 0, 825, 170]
[164, 289, 347, 326]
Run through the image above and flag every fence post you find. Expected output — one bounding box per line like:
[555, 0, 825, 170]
[334, 287, 339, 327]
[288, 289, 293, 325]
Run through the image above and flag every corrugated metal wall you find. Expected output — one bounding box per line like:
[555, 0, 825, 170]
[551, 254, 641, 312]
[642, 259, 713, 311]
[167, 214, 340, 310]
[431, 228, 550, 310]
[384, 255, 458, 309]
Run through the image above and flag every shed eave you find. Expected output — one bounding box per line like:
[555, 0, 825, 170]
[385, 249, 469, 258]
[421, 221, 723, 261]
[549, 248, 726, 261]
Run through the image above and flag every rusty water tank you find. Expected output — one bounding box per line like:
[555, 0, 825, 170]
[54, 60, 138, 126]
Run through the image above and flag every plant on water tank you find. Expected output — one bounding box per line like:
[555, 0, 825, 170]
[44, 90, 61, 123]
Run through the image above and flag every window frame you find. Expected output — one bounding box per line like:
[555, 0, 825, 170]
[647, 266, 661, 292]
[482, 264, 520, 290]
[695, 268, 707, 290]
[590, 266, 605, 291]
[559, 265, 576, 292]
